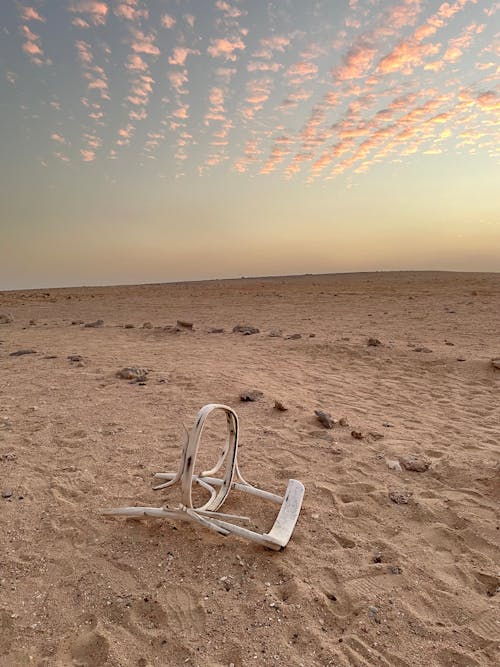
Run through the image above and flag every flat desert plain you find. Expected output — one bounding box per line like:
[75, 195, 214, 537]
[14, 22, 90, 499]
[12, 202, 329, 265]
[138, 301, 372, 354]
[0, 271, 499, 667]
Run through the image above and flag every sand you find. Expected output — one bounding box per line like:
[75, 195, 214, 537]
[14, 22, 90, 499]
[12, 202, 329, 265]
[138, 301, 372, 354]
[0, 271, 499, 667]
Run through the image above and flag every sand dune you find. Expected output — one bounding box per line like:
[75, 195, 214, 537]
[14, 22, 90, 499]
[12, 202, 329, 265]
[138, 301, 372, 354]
[0, 272, 499, 666]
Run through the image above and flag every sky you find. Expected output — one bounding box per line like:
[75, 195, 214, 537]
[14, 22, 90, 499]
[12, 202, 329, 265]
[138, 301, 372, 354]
[0, 0, 499, 290]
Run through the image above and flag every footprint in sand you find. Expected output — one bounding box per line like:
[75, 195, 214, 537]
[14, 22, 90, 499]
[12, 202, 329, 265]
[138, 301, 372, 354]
[60, 629, 110, 667]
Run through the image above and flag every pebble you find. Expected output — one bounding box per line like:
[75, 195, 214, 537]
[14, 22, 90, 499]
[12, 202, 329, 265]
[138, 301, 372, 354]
[285, 333, 302, 340]
[382, 422, 394, 428]
[389, 489, 412, 504]
[269, 330, 283, 337]
[176, 320, 193, 330]
[2, 489, 13, 499]
[389, 565, 402, 575]
[84, 319, 104, 328]
[367, 338, 382, 346]
[240, 390, 264, 402]
[274, 400, 288, 411]
[386, 459, 402, 472]
[0, 452, 16, 462]
[351, 430, 364, 440]
[399, 455, 430, 472]
[29, 319, 36, 326]
[207, 327, 224, 334]
[124, 324, 135, 329]
[456, 357, 466, 362]
[413, 346, 432, 353]
[142, 322, 153, 329]
[369, 432, 384, 440]
[116, 367, 149, 381]
[0, 314, 14, 324]
[9, 349, 37, 357]
[67, 355, 83, 362]
[373, 553, 383, 563]
[491, 358, 500, 370]
[339, 417, 349, 427]
[71, 320, 84, 325]
[314, 410, 335, 429]
[232, 324, 260, 335]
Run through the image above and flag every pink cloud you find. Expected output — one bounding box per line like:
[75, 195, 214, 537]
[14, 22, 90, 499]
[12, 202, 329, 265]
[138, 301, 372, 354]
[168, 47, 199, 67]
[215, 1, 243, 18]
[75, 40, 93, 65]
[161, 14, 176, 29]
[80, 149, 95, 161]
[208, 37, 245, 61]
[114, 2, 148, 21]
[378, 40, 441, 75]
[69, 1, 109, 26]
[126, 54, 147, 71]
[21, 7, 46, 22]
[130, 30, 160, 56]
[286, 61, 318, 85]
[335, 44, 377, 80]
[72, 17, 90, 28]
[247, 61, 282, 72]
[184, 14, 195, 29]
[168, 69, 188, 94]
[51, 133, 66, 144]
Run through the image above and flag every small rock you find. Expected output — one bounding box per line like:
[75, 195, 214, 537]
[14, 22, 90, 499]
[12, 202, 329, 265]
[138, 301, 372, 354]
[386, 459, 402, 472]
[84, 319, 104, 328]
[389, 489, 412, 504]
[116, 367, 149, 381]
[373, 553, 382, 563]
[142, 322, 153, 329]
[315, 410, 335, 429]
[367, 338, 382, 347]
[369, 432, 384, 441]
[368, 606, 379, 614]
[351, 430, 364, 440]
[124, 323, 135, 329]
[456, 357, 466, 362]
[309, 333, 316, 338]
[389, 565, 402, 575]
[176, 320, 193, 330]
[232, 324, 259, 335]
[207, 327, 224, 333]
[444, 341, 455, 346]
[413, 346, 432, 353]
[339, 417, 349, 427]
[71, 320, 84, 325]
[274, 400, 288, 411]
[0, 314, 14, 324]
[9, 349, 37, 357]
[382, 422, 394, 428]
[399, 455, 430, 472]
[0, 452, 16, 462]
[163, 325, 180, 333]
[2, 489, 13, 499]
[43, 355, 58, 359]
[285, 333, 302, 340]
[491, 358, 500, 370]
[240, 390, 264, 402]
[67, 355, 83, 362]
[269, 330, 283, 337]
[29, 319, 37, 326]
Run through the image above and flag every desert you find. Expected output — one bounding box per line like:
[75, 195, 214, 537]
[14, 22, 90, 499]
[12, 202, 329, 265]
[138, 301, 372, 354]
[0, 271, 499, 666]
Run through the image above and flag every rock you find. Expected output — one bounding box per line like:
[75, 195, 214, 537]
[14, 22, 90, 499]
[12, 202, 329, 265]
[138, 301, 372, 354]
[399, 455, 430, 472]
[176, 320, 193, 330]
[309, 333, 316, 338]
[84, 319, 104, 328]
[389, 565, 402, 575]
[315, 410, 335, 429]
[240, 390, 264, 402]
[67, 355, 83, 362]
[373, 553, 383, 563]
[29, 319, 37, 326]
[71, 320, 84, 325]
[367, 338, 382, 346]
[339, 417, 349, 427]
[285, 333, 302, 340]
[274, 400, 288, 411]
[386, 459, 402, 472]
[124, 324, 135, 329]
[0, 452, 16, 462]
[491, 358, 500, 370]
[2, 489, 13, 499]
[142, 322, 153, 329]
[207, 327, 224, 334]
[9, 349, 36, 356]
[351, 430, 364, 440]
[0, 314, 13, 324]
[382, 422, 394, 428]
[369, 432, 384, 441]
[444, 340, 455, 346]
[116, 367, 149, 381]
[232, 324, 260, 335]
[413, 346, 432, 353]
[457, 357, 466, 362]
[163, 325, 180, 333]
[269, 330, 283, 337]
[389, 489, 412, 504]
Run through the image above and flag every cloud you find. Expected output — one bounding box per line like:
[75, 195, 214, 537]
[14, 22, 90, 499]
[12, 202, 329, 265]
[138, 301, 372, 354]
[242, 78, 273, 119]
[130, 30, 160, 56]
[21, 25, 50, 65]
[114, 2, 148, 21]
[69, 1, 109, 26]
[21, 7, 46, 22]
[208, 37, 245, 61]
[51, 133, 66, 144]
[75, 40, 93, 65]
[286, 61, 318, 85]
[335, 44, 377, 80]
[161, 14, 176, 29]
[168, 47, 199, 67]
[126, 54, 147, 71]
[378, 40, 441, 75]
[168, 69, 188, 95]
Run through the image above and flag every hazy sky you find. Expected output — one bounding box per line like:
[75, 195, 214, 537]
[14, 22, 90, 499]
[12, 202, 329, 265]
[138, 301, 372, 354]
[0, 0, 499, 289]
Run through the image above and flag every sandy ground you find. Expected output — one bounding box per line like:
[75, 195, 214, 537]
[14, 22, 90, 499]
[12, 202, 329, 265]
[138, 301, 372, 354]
[0, 271, 499, 667]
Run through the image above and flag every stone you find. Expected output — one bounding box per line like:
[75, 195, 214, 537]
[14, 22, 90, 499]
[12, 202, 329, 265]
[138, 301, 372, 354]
[71, 320, 84, 325]
[2, 489, 13, 499]
[339, 417, 349, 427]
[240, 390, 264, 402]
[124, 324, 135, 329]
[491, 358, 500, 370]
[207, 327, 224, 333]
[269, 330, 283, 337]
[176, 320, 193, 330]
[232, 324, 260, 335]
[413, 346, 432, 353]
[399, 455, 430, 472]
[67, 355, 83, 362]
[29, 319, 37, 326]
[386, 459, 402, 472]
[285, 333, 302, 340]
[0, 452, 16, 462]
[9, 349, 36, 356]
[116, 367, 149, 381]
[274, 400, 288, 411]
[142, 322, 153, 329]
[389, 489, 412, 504]
[351, 430, 364, 440]
[367, 338, 382, 347]
[369, 432, 384, 441]
[315, 410, 335, 429]
[0, 314, 13, 324]
[84, 319, 104, 328]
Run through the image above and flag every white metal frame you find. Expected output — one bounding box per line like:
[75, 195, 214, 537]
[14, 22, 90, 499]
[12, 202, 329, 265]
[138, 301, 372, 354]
[103, 404, 304, 550]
